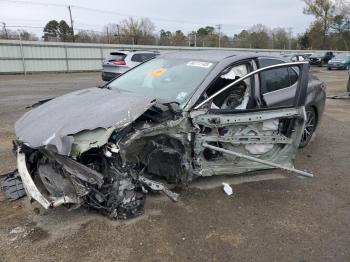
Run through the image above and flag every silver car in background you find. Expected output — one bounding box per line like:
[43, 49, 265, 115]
[101, 50, 159, 81]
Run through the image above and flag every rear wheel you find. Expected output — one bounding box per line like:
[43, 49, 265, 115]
[299, 107, 317, 148]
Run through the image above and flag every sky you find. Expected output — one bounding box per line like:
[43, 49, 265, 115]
[0, 0, 315, 37]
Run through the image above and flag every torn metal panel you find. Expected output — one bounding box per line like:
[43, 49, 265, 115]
[15, 87, 155, 155]
[69, 127, 115, 158]
[41, 149, 104, 186]
[202, 143, 313, 178]
[138, 176, 179, 202]
[191, 107, 306, 177]
[16, 149, 80, 209]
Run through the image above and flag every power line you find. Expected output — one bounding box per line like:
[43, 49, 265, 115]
[71, 5, 204, 26]
[0, 0, 66, 8]
[0, 0, 245, 29]
[4, 24, 105, 34]
[0, 0, 201, 25]
[5, 25, 43, 28]
[0, 0, 254, 38]
[0, 0, 255, 41]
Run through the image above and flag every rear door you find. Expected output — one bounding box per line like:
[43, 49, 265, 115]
[191, 62, 309, 177]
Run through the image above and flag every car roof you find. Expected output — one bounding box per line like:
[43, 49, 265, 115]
[160, 50, 264, 62]
[110, 50, 158, 55]
[158, 50, 288, 64]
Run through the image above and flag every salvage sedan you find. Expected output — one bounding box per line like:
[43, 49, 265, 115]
[10, 51, 325, 219]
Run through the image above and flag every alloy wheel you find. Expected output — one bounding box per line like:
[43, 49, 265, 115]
[299, 107, 317, 148]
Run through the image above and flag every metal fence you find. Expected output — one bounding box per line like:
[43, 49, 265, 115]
[0, 39, 346, 74]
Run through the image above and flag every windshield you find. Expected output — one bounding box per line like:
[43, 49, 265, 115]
[107, 57, 215, 107]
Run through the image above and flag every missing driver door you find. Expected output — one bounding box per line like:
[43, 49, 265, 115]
[191, 62, 309, 177]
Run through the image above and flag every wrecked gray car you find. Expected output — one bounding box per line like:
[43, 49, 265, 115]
[10, 51, 321, 219]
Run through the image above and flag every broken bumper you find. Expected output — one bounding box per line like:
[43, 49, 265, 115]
[16, 148, 79, 209]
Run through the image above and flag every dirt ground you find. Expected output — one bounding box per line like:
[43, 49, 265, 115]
[0, 68, 350, 262]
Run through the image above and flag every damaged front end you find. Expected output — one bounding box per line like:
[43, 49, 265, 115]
[15, 142, 146, 219]
[12, 88, 188, 219]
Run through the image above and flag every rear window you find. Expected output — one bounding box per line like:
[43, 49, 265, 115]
[106, 52, 126, 62]
[131, 53, 157, 63]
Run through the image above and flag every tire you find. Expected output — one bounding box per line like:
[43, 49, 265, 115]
[327, 67, 331, 70]
[299, 107, 317, 148]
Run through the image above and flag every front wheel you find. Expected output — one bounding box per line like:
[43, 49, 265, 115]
[299, 107, 317, 148]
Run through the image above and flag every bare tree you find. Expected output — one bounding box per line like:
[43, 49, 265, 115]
[0, 28, 38, 40]
[272, 28, 290, 49]
[118, 17, 155, 45]
[248, 24, 272, 49]
[76, 30, 102, 43]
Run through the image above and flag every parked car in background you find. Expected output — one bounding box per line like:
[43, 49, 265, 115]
[309, 51, 334, 66]
[102, 50, 159, 81]
[280, 53, 305, 62]
[327, 54, 350, 70]
[303, 53, 313, 59]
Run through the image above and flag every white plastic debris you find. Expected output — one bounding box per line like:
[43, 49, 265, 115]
[104, 150, 112, 157]
[109, 144, 120, 153]
[9, 226, 26, 235]
[222, 183, 233, 196]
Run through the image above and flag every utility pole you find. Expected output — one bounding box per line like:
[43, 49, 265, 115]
[216, 24, 221, 48]
[117, 24, 120, 43]
[288, 27, 293, 50]
[1, 22, 8, 39]
[68, 5, 75, 42]
[106, 26, 110, 44]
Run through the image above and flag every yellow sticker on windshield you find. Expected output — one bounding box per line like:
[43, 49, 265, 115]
[151, 68, 166, 78]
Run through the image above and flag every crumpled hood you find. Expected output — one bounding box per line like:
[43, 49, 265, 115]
[15, 87, 155, 155]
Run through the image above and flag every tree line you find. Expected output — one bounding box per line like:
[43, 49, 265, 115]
[0, 0, 349, 50]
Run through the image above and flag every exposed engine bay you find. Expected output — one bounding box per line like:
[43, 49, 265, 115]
[14, 99, 189, 219]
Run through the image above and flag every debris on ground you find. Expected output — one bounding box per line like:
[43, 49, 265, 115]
[1, 171, 26, 200]
[327, 92, 350, 99]
[222, 183, 233, 196]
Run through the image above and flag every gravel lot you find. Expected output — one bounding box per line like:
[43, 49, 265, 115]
[0, 68, 350, 262]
